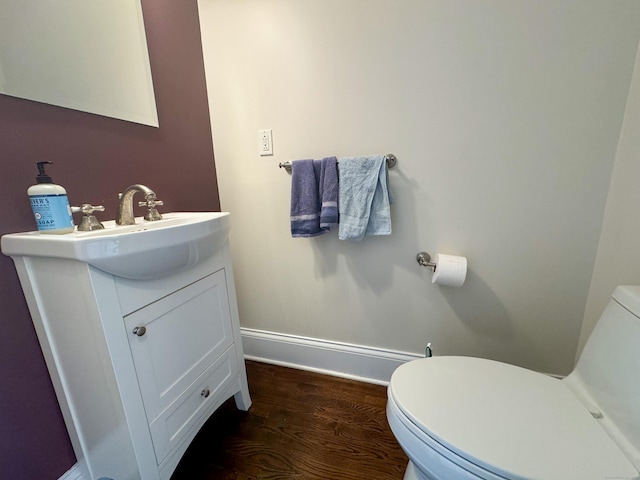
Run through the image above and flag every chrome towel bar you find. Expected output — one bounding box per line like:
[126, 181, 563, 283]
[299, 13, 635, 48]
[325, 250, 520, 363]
[278, 154, 397, 174]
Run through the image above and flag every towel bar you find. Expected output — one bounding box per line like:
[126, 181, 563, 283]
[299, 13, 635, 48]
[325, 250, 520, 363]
[278, 154, 397, 174]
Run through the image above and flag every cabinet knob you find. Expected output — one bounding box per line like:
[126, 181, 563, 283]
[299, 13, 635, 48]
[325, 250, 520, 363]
[132, 326, 147, 337]
[201, 388, 210, 398]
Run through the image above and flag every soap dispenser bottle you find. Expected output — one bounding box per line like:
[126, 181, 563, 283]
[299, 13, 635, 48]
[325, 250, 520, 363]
[27, 161, 74, 234]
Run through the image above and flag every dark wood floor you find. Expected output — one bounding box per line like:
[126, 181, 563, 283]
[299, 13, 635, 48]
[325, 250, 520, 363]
[171, 360, 408, 479]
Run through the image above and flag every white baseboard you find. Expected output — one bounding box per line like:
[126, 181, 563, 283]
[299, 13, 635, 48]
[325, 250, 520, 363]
[240, 328, 422, 386]
[58, 462, 87, 480]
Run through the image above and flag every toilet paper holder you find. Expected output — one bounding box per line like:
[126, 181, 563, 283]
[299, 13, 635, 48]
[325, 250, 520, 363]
[416, 252, 437, 270]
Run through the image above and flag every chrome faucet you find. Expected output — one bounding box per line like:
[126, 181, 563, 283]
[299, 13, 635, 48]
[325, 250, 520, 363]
[116, 184, 164, 225]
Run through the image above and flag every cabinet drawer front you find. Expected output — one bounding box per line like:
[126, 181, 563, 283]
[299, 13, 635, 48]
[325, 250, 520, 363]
[149, 346, 238, 464]
[125, 269, 233, 422]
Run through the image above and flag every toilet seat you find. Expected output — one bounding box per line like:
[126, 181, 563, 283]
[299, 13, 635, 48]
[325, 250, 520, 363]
[388, 356, 638, 480]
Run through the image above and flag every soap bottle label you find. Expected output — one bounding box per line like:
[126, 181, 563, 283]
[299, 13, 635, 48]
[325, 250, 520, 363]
[30, 194, 74, 231]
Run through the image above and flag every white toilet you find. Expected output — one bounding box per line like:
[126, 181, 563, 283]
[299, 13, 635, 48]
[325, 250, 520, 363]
[387, 285, 640, 480]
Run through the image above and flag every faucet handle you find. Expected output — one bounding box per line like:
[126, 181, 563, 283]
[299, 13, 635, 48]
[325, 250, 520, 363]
[72, 204, 105, 215]
[71, 204, 105, 231]
[137, 199, 164, 209]
[138, 198, 163, 221]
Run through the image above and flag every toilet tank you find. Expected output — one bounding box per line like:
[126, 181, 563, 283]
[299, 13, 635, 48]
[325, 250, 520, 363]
[564, 285, 640, 469]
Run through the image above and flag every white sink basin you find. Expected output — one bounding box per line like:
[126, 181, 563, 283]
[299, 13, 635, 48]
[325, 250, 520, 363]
[1, 212, 231, 280]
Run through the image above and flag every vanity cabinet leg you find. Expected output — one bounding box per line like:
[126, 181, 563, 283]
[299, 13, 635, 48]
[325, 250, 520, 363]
[234, 378, 252, 411]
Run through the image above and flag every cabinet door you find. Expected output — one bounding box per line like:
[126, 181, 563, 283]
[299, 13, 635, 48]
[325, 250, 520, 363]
[124, 269, 234, 423]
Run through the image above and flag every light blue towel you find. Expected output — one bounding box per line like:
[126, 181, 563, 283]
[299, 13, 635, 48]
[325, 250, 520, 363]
[338, 155, 392, 241]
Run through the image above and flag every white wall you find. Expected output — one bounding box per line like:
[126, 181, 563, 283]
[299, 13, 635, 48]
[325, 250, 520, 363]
[198, 0, 640, 376]
[578, 42, 640, 357]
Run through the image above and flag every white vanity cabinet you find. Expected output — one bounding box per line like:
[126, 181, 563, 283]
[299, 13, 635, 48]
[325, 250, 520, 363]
[1, 213, 251, 480]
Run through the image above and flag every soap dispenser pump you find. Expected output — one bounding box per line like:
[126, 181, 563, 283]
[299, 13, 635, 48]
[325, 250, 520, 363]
[27, 161, 74, 234]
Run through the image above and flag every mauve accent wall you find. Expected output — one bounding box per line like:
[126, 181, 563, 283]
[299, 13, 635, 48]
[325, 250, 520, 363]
[0, 1, 219, 478]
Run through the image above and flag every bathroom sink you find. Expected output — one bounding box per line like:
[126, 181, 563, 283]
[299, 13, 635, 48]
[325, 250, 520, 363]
[1, 212, 231, 280]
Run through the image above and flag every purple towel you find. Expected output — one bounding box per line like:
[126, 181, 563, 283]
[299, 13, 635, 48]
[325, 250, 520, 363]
[319, 156, 338, 229]
[290, 157, 338, 237]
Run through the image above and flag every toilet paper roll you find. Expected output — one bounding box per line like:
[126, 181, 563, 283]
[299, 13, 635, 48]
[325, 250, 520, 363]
[431, 253, 467, 287]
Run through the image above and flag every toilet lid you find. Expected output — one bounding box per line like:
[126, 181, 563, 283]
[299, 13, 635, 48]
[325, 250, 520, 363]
[389, 356, 638, 480]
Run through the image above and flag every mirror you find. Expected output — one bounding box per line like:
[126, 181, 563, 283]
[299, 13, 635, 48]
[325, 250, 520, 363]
[0, 0, 159, 127]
